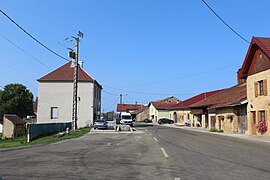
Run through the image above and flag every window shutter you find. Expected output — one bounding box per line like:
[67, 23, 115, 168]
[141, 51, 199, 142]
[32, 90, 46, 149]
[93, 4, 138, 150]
[254, 82, 259, 97]
[265, 111, 267, 123]
[263, 79, 268, 96]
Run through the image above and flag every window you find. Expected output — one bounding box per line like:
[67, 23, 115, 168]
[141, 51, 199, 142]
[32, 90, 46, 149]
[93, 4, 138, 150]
[254, 79, 267, 97]
[51, 107, 58, 119]
[259, 111, 266, 123]
[259, 80, 264, 96]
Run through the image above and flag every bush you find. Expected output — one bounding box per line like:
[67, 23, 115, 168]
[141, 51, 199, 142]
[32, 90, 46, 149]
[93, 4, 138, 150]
[209, 128, 218, 132]
[209, 128, 224, 133]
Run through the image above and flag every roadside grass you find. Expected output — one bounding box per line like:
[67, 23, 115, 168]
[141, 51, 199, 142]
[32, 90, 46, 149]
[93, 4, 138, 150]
[209, 128, 224, 133]
[0, 127, 91, 148]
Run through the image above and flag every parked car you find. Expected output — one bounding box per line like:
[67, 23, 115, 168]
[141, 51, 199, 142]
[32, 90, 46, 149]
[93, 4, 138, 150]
[143, 118, 152, 123]
[94, 119, 108, 129]
[158, 118, 174, 124]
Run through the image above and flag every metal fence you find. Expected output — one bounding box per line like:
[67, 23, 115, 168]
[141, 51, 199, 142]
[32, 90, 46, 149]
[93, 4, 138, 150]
[27, 122, 72, 142]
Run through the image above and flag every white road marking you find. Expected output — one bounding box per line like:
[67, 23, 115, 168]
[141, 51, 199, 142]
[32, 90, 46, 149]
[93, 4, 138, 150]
[145, 129, 148, 132]
[149, 132, 152, 135]
[160, 147, 169, 158]
[174, 178, 181, 180]
[154, 137, 159, 142]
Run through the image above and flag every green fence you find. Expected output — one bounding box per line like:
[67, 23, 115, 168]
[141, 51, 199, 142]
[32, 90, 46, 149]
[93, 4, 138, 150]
[27, 122, 72, 142]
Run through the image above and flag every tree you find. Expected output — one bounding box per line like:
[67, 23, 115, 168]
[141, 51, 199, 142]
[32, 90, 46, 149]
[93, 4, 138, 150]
[0, 83, 34, 119]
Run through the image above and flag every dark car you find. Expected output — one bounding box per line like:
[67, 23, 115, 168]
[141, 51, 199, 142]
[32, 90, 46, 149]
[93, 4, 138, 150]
[94, 119, 108, 129]
[158, 118, 174, 124]
[143, 118, 152, 123]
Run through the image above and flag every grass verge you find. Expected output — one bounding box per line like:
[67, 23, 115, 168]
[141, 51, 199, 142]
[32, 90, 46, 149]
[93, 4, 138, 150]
[0, 127, 91, 148]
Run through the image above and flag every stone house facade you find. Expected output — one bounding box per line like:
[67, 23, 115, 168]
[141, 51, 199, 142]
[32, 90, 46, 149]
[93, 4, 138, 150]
[169, 90, 223, 126]
[132, 106, 149, 122]
[238, 37, 270, 136]
[2, 114, 26, 139]
[190, 83, 247, 133]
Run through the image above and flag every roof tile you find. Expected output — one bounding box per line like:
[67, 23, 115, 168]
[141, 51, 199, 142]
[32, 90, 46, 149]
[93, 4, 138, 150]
[189, 83, 247, 108]
[169, 89, 224, 109]
[38, 62, 94, 82]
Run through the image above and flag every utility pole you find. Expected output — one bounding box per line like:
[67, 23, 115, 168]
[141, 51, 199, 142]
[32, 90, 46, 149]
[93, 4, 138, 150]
[120, 94, 123, 112]
[120, 94, 123, 105]
[69, 31, 83, 130]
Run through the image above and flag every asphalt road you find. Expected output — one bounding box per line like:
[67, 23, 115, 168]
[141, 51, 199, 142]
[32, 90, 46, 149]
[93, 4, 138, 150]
[1, 125, 270, 180]
[147, 125, 270, 180]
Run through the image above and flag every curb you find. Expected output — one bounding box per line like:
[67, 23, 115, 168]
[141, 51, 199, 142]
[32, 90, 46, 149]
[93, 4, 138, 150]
[157, 124, 270, 144]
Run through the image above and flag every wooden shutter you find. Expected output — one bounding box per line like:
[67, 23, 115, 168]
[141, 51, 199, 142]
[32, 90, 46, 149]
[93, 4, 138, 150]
[254, 82, 259, 97]
[264, 111, 267, 123]
[263, 79, 268, 96]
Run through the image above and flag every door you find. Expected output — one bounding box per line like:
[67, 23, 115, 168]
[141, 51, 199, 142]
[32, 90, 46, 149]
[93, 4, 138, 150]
[251, 111, 256, 135]
[211, 116, 216, 129]
[173, 112, 178, 123]
[238, 115, 247, 133]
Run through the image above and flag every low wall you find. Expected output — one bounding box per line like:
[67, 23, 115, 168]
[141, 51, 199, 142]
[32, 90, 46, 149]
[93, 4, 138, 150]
[27, 122, 72, 142]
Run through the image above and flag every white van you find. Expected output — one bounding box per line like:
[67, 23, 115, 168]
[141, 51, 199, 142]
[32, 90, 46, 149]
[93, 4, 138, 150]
[119, 112, 133, 126]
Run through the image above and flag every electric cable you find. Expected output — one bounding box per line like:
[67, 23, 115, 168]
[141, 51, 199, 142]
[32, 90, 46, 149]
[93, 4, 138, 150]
[202, 0, 250, 44]
[0, 9, 70, 62]
[0, 33, 53, 70]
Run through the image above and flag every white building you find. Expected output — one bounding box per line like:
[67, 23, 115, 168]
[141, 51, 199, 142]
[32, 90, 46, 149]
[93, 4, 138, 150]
[37, 62, 102, 128]
[0, 121, 3, 134]
[148, 101, 178, 122]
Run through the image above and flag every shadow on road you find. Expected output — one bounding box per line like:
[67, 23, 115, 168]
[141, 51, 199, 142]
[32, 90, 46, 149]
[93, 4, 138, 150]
[133, 123, 153, 128]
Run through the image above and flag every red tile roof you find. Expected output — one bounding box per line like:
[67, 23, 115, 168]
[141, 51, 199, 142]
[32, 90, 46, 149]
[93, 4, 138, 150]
[239, 37, 270, 80]
[38, 62, 94, 82]
[131, 106, 148, 115]
[169, 89, 225, 109]
[189, 83, 247, 108]
[150, 101, 178, 110]
[117, 104, 144, 112]
[155, 96, 180, 103]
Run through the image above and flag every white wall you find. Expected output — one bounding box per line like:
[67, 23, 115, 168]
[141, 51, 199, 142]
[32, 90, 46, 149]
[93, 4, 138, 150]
[0, 123, 2, 133]
[149, 104, 156, 120]
[158, 110, 169, 120]
[37, 81, 94, 128]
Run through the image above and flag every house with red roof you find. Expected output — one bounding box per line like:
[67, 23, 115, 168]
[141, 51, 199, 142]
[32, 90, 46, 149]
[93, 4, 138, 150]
[168, 89, 224, 126]
[238, 37, 270, 136]
[189, 83, 247, 133]
[131, 106, 149, 122]
[116, 104, 144, 113]
[148, 96, 180, 122]
[37, 62, 102, 128]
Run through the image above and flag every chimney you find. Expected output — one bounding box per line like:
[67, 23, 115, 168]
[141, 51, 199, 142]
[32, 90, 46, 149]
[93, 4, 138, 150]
[237, 68, 246, 84]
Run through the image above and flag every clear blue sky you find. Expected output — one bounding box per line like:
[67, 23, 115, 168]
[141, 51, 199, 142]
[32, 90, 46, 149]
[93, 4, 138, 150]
[1, 0, 270, 112]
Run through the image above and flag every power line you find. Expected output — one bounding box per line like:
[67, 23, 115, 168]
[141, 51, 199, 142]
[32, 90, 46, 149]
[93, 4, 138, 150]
[103, 85, 196, 96]
[127, 64, 238, 88]
[102, 97, 119, 110]
[0, 9, 70, 62]
[103, 90, 119, 96]
[201, 0, 250, 44]
[0, 33, 53, 70]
